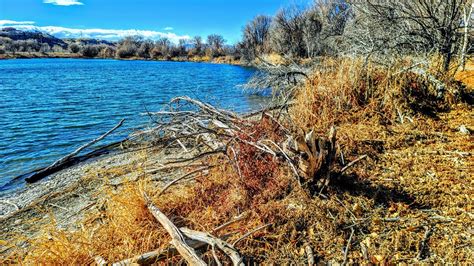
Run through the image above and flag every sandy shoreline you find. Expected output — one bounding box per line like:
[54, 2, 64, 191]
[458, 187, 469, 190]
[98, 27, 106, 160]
[0, 144, 186, 247]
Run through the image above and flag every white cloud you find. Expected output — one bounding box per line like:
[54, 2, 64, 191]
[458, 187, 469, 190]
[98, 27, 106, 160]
[0, 20, 35, 26]
[1, 21, 190, 44]
[43, 0, 84, 6]
[164, 27, 174, 31]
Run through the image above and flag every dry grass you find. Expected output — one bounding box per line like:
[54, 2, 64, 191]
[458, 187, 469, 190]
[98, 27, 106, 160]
[2, 56, 472, 264]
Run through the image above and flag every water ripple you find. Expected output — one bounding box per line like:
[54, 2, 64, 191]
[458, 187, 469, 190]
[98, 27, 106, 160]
[0, 59, 267, 191]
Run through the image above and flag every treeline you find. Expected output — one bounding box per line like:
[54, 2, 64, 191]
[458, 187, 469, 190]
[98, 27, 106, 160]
[0, 32, 238, 61]
[0, 37, 65, 54]
[238, 0, 473, 71]
[112, 34, 237, 59]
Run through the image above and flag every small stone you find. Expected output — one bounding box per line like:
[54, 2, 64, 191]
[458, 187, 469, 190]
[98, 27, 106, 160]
[459, 125, 470, 134]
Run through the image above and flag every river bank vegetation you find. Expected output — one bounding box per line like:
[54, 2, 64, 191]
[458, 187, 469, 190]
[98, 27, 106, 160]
[1, 0, 473, 264]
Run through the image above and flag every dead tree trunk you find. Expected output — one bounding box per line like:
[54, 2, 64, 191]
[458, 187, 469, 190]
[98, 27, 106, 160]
[288, 126, 337, 190]
[460, 2, 473, 71]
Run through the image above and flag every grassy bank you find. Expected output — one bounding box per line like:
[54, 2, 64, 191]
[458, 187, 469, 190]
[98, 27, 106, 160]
[1, 57, 472, 264]
[0, 52, 243, 65]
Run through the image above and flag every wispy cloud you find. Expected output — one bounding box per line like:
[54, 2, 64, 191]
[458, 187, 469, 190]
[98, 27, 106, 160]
[43, 0, 84, 6]
[0, 20, 35, 26]
[1, 21, 190, 43]
[164, 27, 174, 31]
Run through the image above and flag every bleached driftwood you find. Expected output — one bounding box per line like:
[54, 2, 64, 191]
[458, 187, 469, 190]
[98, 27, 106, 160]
[144, 193, 206, 266]
[180, 227, 244, 266]
[26, 119, 125, 183]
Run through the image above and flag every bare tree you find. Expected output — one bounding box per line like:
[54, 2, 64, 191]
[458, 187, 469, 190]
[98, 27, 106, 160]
[192, 35, 203, 56]
[241, 15, 272, 61]
[207, 34, 226, 57]
[270, 6, 306, 58]
[346, 0, 468, 72]
[152, 37, 172, 58]
[460, 0, 473, 70]
[302, 8, 323, 58]
[137, 40, 153, 58]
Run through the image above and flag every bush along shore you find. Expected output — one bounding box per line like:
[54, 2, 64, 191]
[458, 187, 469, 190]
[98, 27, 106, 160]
[1, 0, 474, 264]
[0, 28, 243, 65]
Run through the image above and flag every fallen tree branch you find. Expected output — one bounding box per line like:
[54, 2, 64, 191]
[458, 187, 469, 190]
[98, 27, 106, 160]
[25, 119, 125, 183]
[180, 227, 244, 266]
[144, 193, 206, 265]
[112, 239, 206, 266]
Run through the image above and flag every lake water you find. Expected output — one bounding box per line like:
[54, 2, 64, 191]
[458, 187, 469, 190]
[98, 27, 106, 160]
[0, 59, 267, 192]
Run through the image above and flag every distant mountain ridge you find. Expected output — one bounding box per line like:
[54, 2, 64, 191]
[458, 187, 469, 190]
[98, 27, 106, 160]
[0, 27, 68, 48]
[0, 27, 116, 48]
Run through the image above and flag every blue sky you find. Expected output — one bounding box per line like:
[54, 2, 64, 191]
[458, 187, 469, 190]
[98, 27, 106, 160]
[0, 0, 310, 43]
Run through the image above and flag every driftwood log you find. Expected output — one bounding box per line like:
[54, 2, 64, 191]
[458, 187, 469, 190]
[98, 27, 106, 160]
[25, 119, 124, 183]
[144, 193, 206, 265]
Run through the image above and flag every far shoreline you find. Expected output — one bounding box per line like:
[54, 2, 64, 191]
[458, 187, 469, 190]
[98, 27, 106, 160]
[0, 52, 247, 66]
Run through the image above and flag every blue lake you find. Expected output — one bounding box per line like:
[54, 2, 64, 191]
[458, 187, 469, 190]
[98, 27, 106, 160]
[0, 59, 267, 191]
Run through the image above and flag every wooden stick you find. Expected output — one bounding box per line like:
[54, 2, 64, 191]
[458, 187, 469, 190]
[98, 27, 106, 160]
[144, 193, 206, 266]
[417, 226, 434, 261]
[112, 239, 206, 265]
[180, 227, 244, 266]
[342, 228, 355, 265]
[232, 223, 271, 246]
[212, 212, 248, 234]
[340, 155, 368, 174]
[158, 166, 213, 196]
[26, 119, 125, 183]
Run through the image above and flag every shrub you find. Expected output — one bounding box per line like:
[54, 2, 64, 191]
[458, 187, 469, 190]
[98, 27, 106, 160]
[117, 44, 137, 58]
[81, 45, 99, 57]
[69, 43, 80, 53]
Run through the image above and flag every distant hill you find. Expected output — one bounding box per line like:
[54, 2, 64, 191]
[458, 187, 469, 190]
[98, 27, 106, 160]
[0, 27, 68, 48]
[0, 27, 116, 48]
[64, 38, 116, 47]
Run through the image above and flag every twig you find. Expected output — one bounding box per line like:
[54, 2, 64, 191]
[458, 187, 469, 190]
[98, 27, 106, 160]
[232, 223, 271, 246]
[417, 226, 434, 261]
[157, 166, 213, 196]
[0, 199, 20, 211]
[342, 228, 355, 265]
[340, 155, 368, 174]
[212, 212, 248, 234]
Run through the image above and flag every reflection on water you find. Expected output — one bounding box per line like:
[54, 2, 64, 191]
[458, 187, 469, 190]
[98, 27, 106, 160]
[0, 59, 269, 191]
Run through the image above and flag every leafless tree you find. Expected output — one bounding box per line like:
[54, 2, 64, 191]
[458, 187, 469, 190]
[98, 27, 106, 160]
[192, 35, 204, 56]
[138, 40, 154, 58]
[270, 6, 307, 58]
[241, 15, 272, 61]
[346, 0, 469, 71]
[207, 34, 226, 57]
[460, 0, 473, 70]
